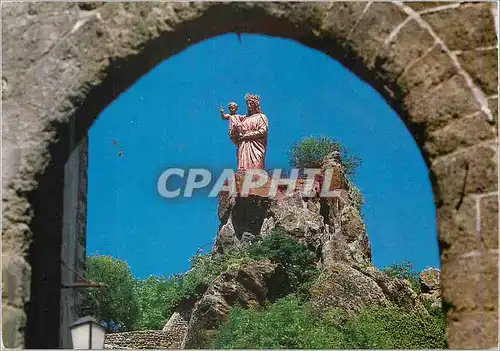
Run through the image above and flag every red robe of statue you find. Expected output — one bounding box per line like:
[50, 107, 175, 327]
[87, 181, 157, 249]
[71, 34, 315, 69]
[229, 113, 268, 171]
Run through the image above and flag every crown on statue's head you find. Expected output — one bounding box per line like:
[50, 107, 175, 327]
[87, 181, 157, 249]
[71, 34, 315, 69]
[245, 93, 260, 104]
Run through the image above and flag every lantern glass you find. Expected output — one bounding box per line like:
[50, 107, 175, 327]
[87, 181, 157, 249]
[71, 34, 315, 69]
[90, 323, 106, 349]
[69, 316, 106, 349]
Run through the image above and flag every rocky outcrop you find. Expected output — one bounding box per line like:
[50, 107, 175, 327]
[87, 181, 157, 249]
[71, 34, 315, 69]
[357, 264, 428, 315]
[215, 169, 371, 269]
[309, 262, 428, 318]
[180, 259, 286, 349]
[215, 196, 272, 254]
[158, 158, 439, 349]
[321, 197, 372, 267]
[309, 263, 391, 315]
[419, 268, 442, 308]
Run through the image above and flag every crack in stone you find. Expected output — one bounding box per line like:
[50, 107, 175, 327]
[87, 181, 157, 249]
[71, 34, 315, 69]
[455, 162, 469, 211]
[384, 16, 412, 44]
[13, 28, 80, 97]
[394, 1, 494, 123]
[346, 1, 373, 40]
[319, 1, 336, 29]
[70, 9, 102, 34]
[398, 41, 438, 80]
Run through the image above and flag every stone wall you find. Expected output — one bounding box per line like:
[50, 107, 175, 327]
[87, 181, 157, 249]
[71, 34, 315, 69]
[104, 330, 178, 350]
[2, 2, 498, 349]
[103, 310, 189, 349]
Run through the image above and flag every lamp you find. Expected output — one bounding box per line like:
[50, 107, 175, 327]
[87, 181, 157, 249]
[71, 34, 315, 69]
[69, 316, 106, 349]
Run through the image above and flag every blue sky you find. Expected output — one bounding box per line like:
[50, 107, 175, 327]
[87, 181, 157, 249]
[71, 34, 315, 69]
[86, 34, 439, 279]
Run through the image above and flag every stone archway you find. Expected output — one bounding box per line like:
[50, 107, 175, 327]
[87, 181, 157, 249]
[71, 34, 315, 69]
[2, 2, 497, 349]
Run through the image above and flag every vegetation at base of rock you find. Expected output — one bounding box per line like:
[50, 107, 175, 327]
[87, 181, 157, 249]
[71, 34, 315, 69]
[288, 135, 361, 176]
[212, 295, 446, 349]
[81, 249, 444, 348]
[79, 255, 139, 332]
[246, 231, 319, 292]
[80, 231, 318, 330]
[175, 249, 253, 302]
[382, 261, 421, 294]
[170, 231, 319, 307]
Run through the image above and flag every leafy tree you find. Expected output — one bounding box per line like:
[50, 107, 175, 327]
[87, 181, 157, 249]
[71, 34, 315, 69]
[133, 276, 183, 330]
[382, 261, 421, 294]
[288, 136, 361, 176]
[79, 255, 139, 332]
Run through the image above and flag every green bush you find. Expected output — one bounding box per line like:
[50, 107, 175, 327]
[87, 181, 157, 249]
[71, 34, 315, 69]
[170, 249, 253, 311]
[382, 261, 421, 294]
[175, 231, 318, 306]
[341, 306, 446, 349]
[288, 136, 361, 176]
[247, 230, 319, 292]
[212, 295, 346, 349]
[347, 181, 365, 213]
[213, 296, 446, 349]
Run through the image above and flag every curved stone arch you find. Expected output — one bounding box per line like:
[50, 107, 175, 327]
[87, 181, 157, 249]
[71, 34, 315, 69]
[2, 2, 497, 348]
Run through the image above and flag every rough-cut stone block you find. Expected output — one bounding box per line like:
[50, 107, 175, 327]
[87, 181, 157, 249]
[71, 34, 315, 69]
[422, 3, 497, 51]
[424, 112, 496, 158]
[380, 19, 436, 78]
[2, 304, 26, 348]
[1, 3, 79, 98]
[267, 2, 330, 30]
[405, 74, 480, 131]
[348, 3, 407, 68]
[446, 309, 498, 349]
[2, 255, 31, 308]
[480, 195, 498, 250]
[441, 256, 478, 312]
[437, 198, 478, 261]
[441, 251, 498, 312]
[400, 46, 456, 96]
[431, 143, 497, 205]
[406, 2, 447, 11]
[458, 50, 498, 96]
[20, 42, 86, 117]
[482, 251, 499, 312]
[1, 139, 22, 192]
[320, 3, 371, 40]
